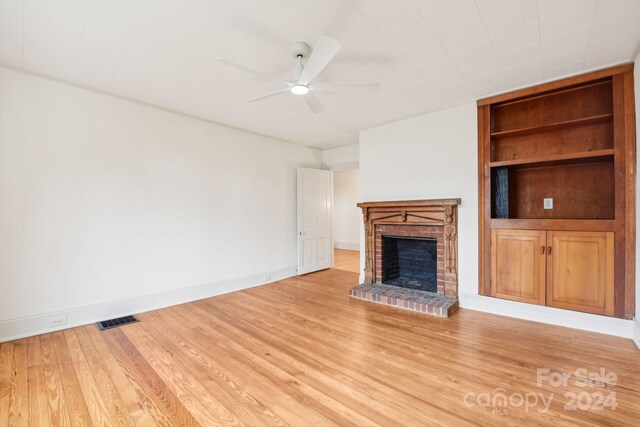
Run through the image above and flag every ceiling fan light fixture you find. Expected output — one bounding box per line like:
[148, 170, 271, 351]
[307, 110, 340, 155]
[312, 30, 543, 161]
[290, 84, 309, 95]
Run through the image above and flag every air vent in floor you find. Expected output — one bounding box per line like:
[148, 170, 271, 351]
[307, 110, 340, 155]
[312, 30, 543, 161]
[96, 315, 139, 330]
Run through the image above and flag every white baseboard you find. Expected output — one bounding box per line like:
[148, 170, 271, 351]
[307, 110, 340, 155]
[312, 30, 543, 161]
[334, 242, 359, 251]
[633, 318, 640, 350]
[459, 292, 634, 339]
[0, 265, 297, 343]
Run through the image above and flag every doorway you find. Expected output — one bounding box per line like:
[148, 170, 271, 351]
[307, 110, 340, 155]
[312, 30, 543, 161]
[332, 169, 360, 274]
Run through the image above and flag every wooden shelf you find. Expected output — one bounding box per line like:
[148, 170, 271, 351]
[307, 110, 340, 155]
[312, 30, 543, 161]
[490, 149, 614, 168]
[490, 218, 616, 231]
[490, 114, 612, 138]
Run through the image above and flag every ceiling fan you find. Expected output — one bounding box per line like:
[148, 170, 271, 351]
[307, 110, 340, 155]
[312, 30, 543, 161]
[217, 36, 381, 114]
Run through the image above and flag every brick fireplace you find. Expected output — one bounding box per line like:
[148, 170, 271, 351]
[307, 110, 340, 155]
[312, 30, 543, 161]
[349, 199, 460, 317]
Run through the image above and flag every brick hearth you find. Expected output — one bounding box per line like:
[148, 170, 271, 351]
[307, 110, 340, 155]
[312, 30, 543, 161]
[349, 283, 458, 318]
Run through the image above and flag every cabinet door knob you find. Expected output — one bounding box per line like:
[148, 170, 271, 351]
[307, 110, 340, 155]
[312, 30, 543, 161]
[540, 246, 545, 254]
[547, 246, 552, 255]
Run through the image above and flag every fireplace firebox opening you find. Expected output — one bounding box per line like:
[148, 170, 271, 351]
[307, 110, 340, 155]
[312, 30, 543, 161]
[381, 236, 438, 293]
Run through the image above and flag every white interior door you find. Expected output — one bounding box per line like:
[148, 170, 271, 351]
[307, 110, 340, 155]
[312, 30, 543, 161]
[297, 167, 332, 275]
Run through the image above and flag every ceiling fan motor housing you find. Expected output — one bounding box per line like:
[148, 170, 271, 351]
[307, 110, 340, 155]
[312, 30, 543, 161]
[290, 41, 311, 59]
[290, 41, 311, 82]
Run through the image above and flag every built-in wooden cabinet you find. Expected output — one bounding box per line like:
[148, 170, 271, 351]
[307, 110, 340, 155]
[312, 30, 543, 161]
[491, 229, 546, 305]
[491, 229, 614, 315]
[478, 64, 636, 319]
[546, 231, 614, 316]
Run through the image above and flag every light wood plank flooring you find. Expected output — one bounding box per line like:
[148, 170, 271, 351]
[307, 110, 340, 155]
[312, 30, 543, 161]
[333, 249, 360, 274]
[1, 250, 639, 426]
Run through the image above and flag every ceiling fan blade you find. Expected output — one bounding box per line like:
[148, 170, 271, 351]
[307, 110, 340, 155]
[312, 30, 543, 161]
[217, 57, 290, 84]
[302, 92, 326, 114]
[244, 88, 289, 103]
[298, 36, 341, 85]
[309, 82, 381, 94]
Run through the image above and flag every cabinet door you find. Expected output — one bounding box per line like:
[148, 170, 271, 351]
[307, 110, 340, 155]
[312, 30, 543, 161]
[491, 229, 546, 305]
[546, 231, 614, 316]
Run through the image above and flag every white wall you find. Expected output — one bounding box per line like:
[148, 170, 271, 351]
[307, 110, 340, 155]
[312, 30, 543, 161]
[333, 170, 360, 251]
[322, 144, 359, 171]
[360, 103, 478, 292]
[0, 67, 321, 341]
[360, 101, 635, 339]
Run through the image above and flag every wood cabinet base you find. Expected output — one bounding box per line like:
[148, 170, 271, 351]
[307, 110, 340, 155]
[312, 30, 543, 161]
[490, 229, 615, 316]
[491, 229, 546, 305]
[546, 231, 614, 316]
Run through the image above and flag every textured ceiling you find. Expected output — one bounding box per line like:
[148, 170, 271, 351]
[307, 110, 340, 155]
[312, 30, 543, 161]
[1, 0, 639, 148]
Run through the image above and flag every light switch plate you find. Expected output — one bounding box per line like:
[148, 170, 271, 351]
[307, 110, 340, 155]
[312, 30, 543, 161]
[543, 198, 553, 209]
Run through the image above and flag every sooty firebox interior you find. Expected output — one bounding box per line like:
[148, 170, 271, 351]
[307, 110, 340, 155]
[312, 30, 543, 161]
[381, 236, 437, 293]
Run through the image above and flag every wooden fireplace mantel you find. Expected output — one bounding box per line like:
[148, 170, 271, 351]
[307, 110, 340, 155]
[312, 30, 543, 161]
[358, 198, 460, 298]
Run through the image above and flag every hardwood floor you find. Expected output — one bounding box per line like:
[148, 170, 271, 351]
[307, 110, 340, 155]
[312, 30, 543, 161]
[1, 249, 639, 426]
[332, 249, 360, 274]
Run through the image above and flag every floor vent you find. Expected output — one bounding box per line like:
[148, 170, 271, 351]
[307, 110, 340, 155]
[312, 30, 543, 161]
[96, 315, 139, 330]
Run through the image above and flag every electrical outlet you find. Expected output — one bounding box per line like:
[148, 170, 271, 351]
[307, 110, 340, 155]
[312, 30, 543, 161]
[50, 315, 67, 328]
[264, 274, 272, 282]
[543, 198, 553, 209]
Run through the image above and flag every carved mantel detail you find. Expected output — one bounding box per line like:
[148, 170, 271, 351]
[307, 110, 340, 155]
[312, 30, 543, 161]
[357, 198, 461, 298]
